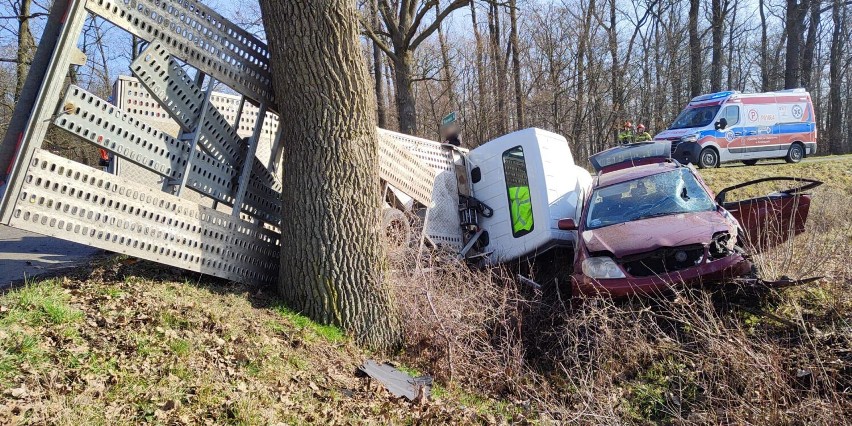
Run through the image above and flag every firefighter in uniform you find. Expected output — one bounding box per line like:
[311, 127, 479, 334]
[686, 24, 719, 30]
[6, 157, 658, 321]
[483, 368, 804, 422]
[635, 124, 652, 142]
[618, 121, 634, 144]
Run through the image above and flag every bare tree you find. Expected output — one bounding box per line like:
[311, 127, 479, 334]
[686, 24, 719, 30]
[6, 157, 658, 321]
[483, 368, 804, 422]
[361, 0, 469, 135]
[509, 0, 524, 128]
[689, 0, 702, 96]
[14, 0, 35, 101]
[828, 0, 847, 153]
[258, 0, 401, 349]
[710, 0, 732, 92]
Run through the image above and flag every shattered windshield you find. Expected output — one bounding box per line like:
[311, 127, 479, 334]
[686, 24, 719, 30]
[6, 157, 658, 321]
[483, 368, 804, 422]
[669, 105, 721, 129]
[585, 169, 716, 229]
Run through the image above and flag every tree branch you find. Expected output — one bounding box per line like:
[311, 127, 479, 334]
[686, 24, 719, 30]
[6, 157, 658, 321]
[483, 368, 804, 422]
[360, 18, 399, 62]
[376, 0, 401, 39]
[409, 0, 469, 49]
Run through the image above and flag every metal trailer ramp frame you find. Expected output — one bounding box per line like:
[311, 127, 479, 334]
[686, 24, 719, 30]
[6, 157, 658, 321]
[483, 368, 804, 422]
[0, 0, 461, 285]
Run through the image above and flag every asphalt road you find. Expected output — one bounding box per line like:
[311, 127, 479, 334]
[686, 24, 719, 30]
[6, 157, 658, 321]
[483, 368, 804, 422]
[0, 225, 100, 287]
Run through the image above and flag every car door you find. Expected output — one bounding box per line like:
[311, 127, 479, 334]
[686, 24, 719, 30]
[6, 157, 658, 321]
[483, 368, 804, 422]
[715, 177, 822, 251]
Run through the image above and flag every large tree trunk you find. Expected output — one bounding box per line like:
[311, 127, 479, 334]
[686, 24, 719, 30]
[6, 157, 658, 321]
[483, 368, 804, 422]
[258, 0, 401, 350]
[828, 0, 845, 154]
[436, 4, 457, 110]
[15, 0, 36, 101]
[574, 0, 594, 153]
[726, 0, 738, 89]
[710, 0, 725, 92]
[784, 0, 810, 89]
[609, 0, 622, 145]
[371, 0, 387, 128]
[800, 0, 822, 90]
[393, 50, 418, 135]
[689, 0, 702, 97]
[470, 0, 489, 145]
[759, 0, 771, 91]
[489, 1, 508, 135]
[509, 0, 524, 129]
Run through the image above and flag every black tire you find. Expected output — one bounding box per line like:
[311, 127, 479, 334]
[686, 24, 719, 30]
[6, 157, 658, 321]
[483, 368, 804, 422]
[382, 208, 411, 261]
[742, 159, 758, 166]
[698, 147, 720, 169]
[785, 143, 804, 164]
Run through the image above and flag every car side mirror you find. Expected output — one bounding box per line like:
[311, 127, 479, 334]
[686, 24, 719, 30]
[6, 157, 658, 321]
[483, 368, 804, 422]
[715, 117, 727, 130]
[557, 218, 578, 231]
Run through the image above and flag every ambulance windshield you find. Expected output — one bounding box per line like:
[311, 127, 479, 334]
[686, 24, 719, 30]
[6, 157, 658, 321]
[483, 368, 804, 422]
[669, 105, 721, 129]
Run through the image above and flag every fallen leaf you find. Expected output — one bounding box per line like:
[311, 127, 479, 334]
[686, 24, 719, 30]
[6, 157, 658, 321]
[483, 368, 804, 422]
[9, 385, 28, 399]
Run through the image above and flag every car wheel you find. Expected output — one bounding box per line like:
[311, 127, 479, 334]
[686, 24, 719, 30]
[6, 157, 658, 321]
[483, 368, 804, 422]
[785, 143, 804, 164]
[742, 159, 758, 166]
[382, 208, 411, 261]
[698, 147, 720, 169]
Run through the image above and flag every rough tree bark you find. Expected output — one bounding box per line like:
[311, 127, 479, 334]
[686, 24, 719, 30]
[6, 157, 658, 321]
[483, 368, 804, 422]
[258, 0, 401, 350]
[828, 0, 845, 154]
[470, 0, 489, 145]
[489, 1, 508, 135]
[689, 0, 702, 97]
[609, 0, 622, 145]
[710, 0, 727, 92]
[15, 0, 36, 101]
[759, 0, 771, 91]
[784, 0, 811, 89]
[436, 3, 457, 110]
[800, 0, 822, 90]
[509, 0, 524, 129]
[371, 0, 388, 128]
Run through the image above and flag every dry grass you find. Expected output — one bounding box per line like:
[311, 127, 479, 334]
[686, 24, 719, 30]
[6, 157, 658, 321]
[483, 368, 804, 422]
[391, 157, 852, 424]
[0, 260, 505, 425]
[2, 157, 850, 424]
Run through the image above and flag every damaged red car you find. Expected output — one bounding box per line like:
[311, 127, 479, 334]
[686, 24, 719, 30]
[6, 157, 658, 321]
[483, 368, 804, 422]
[558, 142, 821, 297]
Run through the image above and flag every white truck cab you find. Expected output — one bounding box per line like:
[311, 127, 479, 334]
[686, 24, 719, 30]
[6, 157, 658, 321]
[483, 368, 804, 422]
[462, 128, 592, 264]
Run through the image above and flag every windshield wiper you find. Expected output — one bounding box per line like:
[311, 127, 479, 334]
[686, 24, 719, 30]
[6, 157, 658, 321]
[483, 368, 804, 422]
[634, 211, 678, 221]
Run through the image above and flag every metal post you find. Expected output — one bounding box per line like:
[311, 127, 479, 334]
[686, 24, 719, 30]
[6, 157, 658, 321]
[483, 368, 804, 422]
[232, 103, 267, 218]
[167, 75, 216, 196]
[0, 0, 87, 223]
[267, 120, 284, 173]
[233, 97, 246, 129]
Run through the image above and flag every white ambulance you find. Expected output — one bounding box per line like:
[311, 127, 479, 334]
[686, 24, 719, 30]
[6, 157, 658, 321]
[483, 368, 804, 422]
[655, 89, 817, 168]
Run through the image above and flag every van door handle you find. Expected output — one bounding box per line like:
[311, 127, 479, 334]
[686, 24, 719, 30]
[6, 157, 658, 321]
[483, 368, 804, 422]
[746, 131, 757, 135]
[734, 132, 743, 136]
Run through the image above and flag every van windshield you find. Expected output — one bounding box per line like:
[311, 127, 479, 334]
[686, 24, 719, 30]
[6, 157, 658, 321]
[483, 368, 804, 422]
[669, 105, 721, 130]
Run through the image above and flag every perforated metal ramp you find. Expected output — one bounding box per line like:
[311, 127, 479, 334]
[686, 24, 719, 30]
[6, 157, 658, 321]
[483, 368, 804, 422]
[0, 0, 461, 286]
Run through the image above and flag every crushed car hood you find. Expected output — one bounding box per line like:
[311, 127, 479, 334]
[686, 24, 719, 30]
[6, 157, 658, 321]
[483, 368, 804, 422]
[582, 210, 736, 258]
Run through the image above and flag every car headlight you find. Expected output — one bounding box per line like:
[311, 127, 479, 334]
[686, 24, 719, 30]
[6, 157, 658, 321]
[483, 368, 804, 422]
[582, 257, 626, 279]
[681, 133, 699, 143]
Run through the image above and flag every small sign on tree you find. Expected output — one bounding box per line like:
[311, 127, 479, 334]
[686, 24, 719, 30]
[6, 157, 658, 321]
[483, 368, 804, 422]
[440, 111, 460, 146]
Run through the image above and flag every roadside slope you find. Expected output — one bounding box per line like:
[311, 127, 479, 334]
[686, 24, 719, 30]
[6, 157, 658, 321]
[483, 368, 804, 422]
[0, 258, 508, 424]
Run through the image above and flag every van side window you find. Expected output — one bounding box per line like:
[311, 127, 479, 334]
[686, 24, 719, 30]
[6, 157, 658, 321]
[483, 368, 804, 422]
[723, 106, 740, 126]
[502, 146, 534, 237]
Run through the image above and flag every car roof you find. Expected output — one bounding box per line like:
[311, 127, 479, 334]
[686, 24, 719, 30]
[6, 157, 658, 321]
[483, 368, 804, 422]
[594, 162, 682, 189]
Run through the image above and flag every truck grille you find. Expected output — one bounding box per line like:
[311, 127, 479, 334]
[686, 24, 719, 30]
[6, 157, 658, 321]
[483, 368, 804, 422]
[620, 245, 705, 277]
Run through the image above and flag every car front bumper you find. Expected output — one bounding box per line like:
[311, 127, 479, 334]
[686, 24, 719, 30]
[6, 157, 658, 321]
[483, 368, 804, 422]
[572, 254, 753, 297]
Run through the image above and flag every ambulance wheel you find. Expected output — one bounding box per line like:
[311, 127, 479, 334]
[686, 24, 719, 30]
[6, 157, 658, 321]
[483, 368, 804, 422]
[785, 143, 804, 164]
[382, 208, 411, 260]
[698, 147, 720, 169]
[742, 159, 758, 166]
